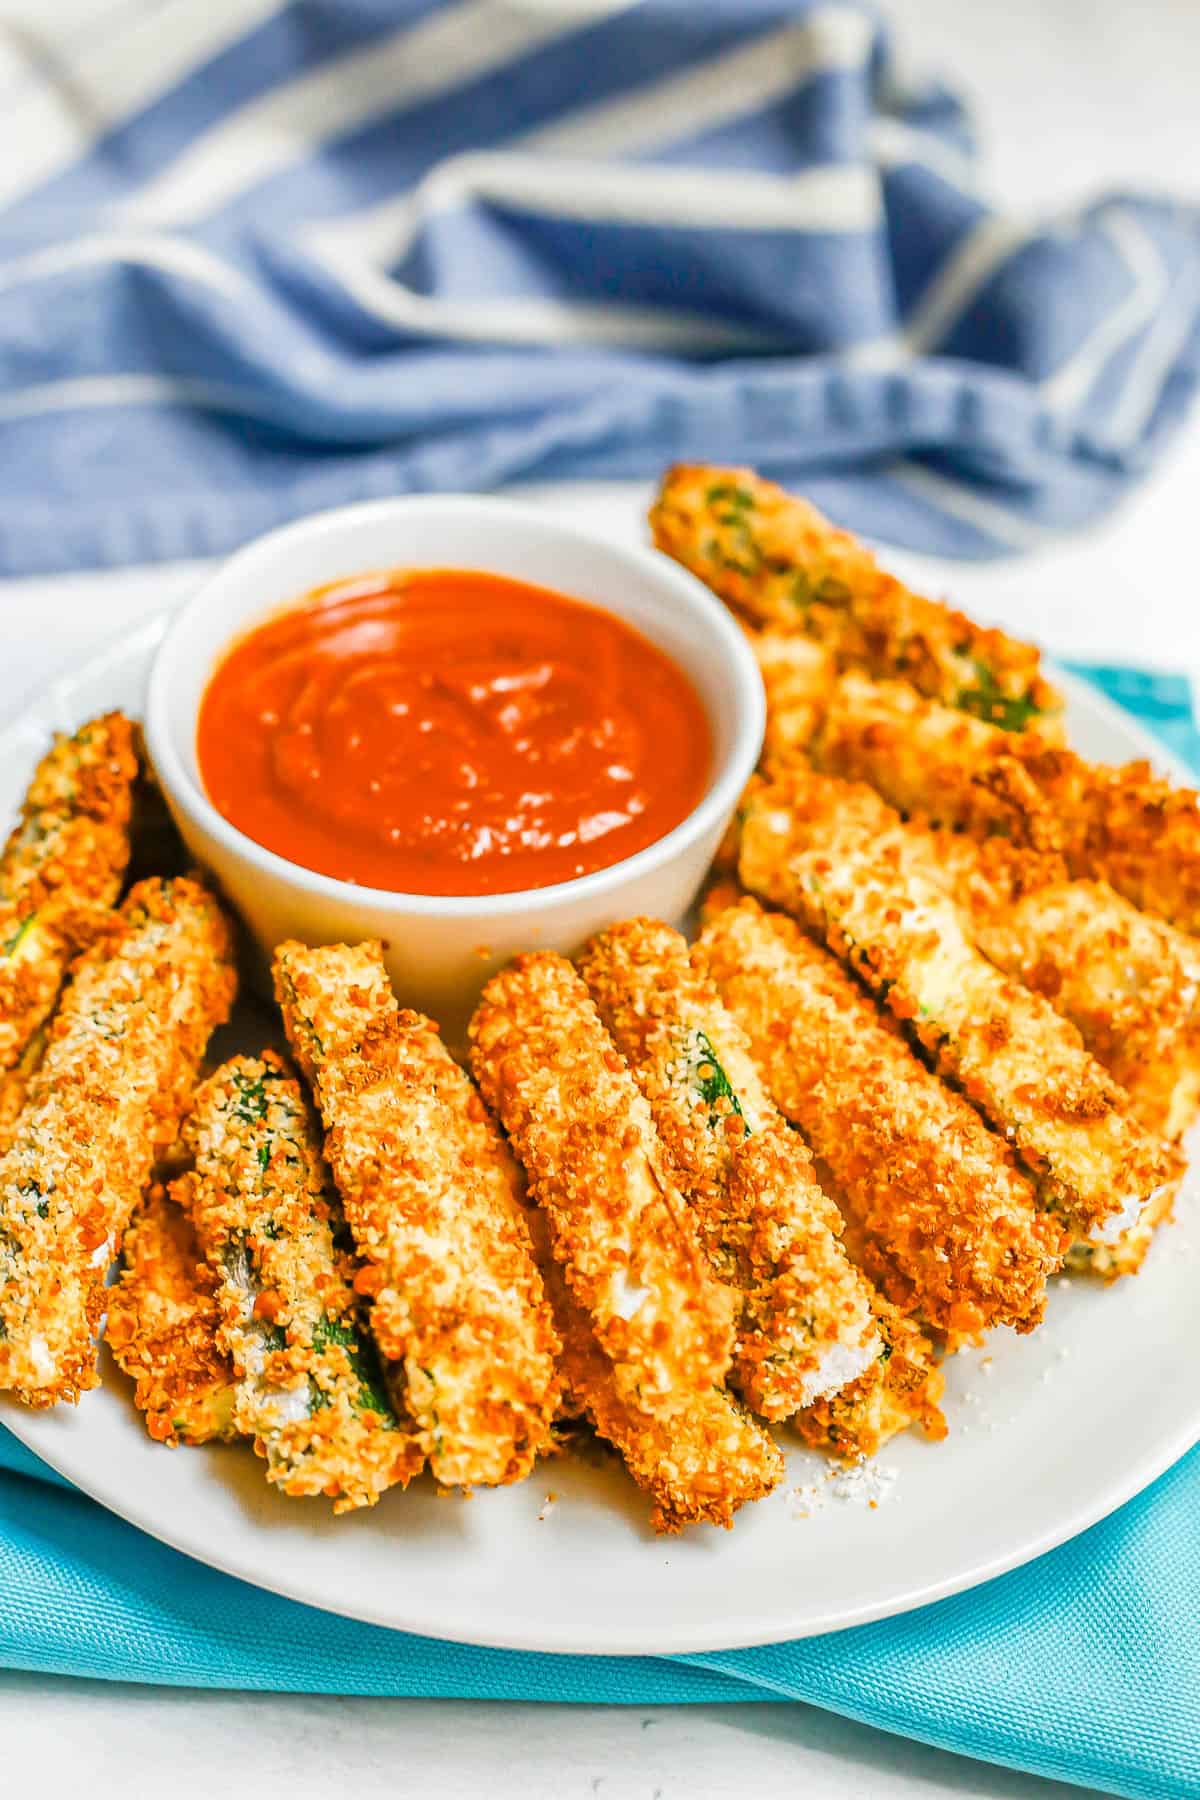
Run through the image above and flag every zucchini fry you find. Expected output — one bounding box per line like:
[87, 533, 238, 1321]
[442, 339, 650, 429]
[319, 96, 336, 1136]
[1062, 760, 1200, 938]
[738, 772, 1173, 1246]
[0, 876, 236, 1405]
[813, 670, 1060, 842]
[0, 1028, 45, 1157]
[107, 1185, 237, 1446]
[698, 897, 1062, 1335]
[1067, 1175, 1180, 1282]
[776, 697, 1200, 1142]
[577, 917, 880, 1419]
[179, 1053, 420, 1511]
[0, 712, 138, 1073]
[274, 941, 559, 1490]
[793, 1293, 946, 1461]
[815, 673, 1200, 936]
[753, 632, 835, 774]
[650, 466, 1062, 731]
[470, 952, 736, 1418]
[932, 836, 1200, 1141]
[529, 1204, 781, 1531]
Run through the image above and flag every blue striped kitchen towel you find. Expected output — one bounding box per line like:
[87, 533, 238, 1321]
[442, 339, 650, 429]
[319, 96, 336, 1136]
[0, 661, 1197, 1800]
[0, 0, 1197, 576]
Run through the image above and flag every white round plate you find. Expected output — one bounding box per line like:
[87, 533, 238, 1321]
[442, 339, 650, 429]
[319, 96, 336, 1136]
[2, 496, 1199, 1656]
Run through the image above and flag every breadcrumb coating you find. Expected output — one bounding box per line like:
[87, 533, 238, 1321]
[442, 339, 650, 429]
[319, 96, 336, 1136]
[764, 682, 1200, 1145]
[738, 772, 1173, 1246]
[178, 1053, 422, 1512]
[107, 1185, 237, 1446]
[526, 1201, 781, 1531]
[698, 897, 1062, 1335]
[1055, 758, 1200, 939]
[578, 918, 880, 1419]
[470, 952, 736, 1418]
[274, 940, 560, 1489]
[814, 672, 1200, 935]
[0, 1029, 45, 1158]
[929, 836, 1200, 1141]
[813, 671, 1062, 844]
[792, 1293, 947, 1461]
[0, 712, 137, 1074]
[753, 632, 836, 775]
[0, 876, 236, 1405]
[1067, 1174, 1181, 1282]
[649, 466, 1061, 730]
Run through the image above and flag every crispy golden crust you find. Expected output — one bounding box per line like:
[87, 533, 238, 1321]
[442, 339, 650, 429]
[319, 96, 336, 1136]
[470, 952, 737, 1418]
[698, 898, 1062, 1335]
[526, 1202, 781, 1531]
[0, 1029, 45, 1158]
[738, 772, 1173, 1245]
[577, 918, 880, 1420]
[1061, 760, 1200, 938]
[274, 941, 560, 1489]
[813, 671, 1062, 843]
[649, 466, 1061, 729]
[814, 672, 1200, 935]
[107, 1185, 237, 1446]
[774, 697, 1200, 1141]
[753, 632, 836, 774]
[0, 713, 137, 1074]
[1066, 1173, 1180, 1281]
[0, 876, 236, 1405]
[792, 1294, 946, 1460]
[179, 1053, 422, 1512]
[932, 838, 1200, 1141]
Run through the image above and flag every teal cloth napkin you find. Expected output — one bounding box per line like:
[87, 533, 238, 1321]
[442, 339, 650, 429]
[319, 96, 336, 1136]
[2, 663, 1197, 1800]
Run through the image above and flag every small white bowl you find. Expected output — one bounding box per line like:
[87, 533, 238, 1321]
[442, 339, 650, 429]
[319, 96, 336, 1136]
[144, 494, 764, 1040]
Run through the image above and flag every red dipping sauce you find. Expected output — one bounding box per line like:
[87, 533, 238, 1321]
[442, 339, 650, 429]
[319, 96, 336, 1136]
[197, 568, 713, 897]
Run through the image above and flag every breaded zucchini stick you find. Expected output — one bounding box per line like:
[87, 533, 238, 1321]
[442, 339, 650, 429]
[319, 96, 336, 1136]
[1066, 1175, 1180, 1282]
[698, 897, 1062, 1335]
[274, 941, 559, 1489]
[753, 632, 835, 774]
[815, 672, 1200, 935]
[932, 835, 1200, 1141]
[1066, 759, 1200, 939]
[738, 772, 1173, 1246]
[650, 466, 1062, 731]
[813, 670, 1061, 843]
[107, 1185, 238, 1446]
[0, 876, 236, 1404]
[527, 1202, 781, 1531]
[178, 1053, 420, 1511]
[793, 1293, 946, 1461]
[577, 918, 880, 1418]
[470, 952, 736, 1418]
[0, 712, 138, 1073]
[782, 695, 1200, 1141]
[0, 1029, 45, 1157]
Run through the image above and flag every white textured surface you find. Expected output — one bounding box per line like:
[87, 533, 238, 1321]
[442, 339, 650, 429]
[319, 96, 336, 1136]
[0, 0, 1198, 1793]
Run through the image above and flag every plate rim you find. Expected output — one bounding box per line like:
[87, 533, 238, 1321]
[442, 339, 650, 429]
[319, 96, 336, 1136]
[1, 608, 1197, 1657]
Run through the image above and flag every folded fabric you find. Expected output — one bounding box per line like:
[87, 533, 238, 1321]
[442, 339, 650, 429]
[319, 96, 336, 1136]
[0, 0, 1197, 576]
[0, 661, 1196, 1800]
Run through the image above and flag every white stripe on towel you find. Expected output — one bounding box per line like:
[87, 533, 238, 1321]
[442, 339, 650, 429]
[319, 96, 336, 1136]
[0, 232, 258, 304]
[120, 0, 636, 228]
[309, 6, 874, 268]
[1039, 210, 1168, 414]
[0, 0, 288, 213]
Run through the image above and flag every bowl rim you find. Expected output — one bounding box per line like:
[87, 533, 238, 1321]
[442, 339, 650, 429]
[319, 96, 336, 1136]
[144, 492, 766, 918]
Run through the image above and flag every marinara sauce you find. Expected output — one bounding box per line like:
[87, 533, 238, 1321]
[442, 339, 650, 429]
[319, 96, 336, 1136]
[196, 568, 712, 896]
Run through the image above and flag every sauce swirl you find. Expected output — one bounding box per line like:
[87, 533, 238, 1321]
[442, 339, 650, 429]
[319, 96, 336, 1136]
[197, 568, 712, 896]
